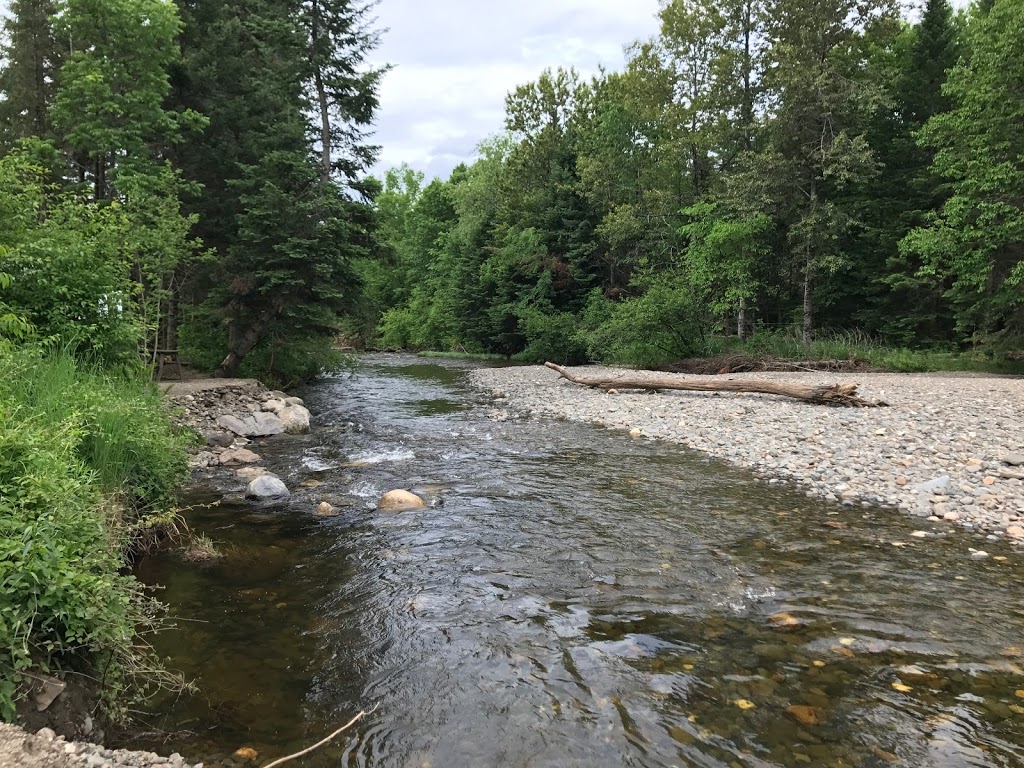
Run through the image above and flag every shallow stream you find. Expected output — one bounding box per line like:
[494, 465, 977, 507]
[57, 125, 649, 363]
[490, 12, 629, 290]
[128, 354, 1024, 767]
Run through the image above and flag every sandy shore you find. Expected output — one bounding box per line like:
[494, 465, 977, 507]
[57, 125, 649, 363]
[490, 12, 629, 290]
[469, 365, 1024, 546]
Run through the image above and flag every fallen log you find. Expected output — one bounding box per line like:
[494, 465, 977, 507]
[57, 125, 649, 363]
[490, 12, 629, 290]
[544, 362, 886, 407]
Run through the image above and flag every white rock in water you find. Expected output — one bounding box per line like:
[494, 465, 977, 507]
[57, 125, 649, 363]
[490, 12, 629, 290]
[285, 396, 305, 407]
[970, 550, 989, 559]
[378, 489, 426, 512]
[246, 475, 290, 499]
[279, 405, 311, 434]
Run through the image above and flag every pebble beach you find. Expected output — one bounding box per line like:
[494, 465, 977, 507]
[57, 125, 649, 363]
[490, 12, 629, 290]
[469, 365, 1024, 546]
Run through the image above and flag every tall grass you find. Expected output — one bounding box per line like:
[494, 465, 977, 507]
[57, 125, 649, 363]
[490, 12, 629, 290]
[0, 345, 190, 721]
[712, 328, 1024, 375]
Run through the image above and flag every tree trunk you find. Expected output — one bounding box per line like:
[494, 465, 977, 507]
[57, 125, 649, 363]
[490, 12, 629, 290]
[544, 362, 884, 407]
[738, 296, 747, 340]
[215, 308, 274, 378]
[311, 0, 332, 187]
[802, 265, 813, 344]
[166, 287, 178, 350]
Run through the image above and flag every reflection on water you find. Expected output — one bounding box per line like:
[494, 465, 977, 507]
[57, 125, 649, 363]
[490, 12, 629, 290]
[126, 355, 1024, 768]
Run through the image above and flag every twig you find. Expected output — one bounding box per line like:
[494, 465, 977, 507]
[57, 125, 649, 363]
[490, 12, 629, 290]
[261, 705, 377, 768]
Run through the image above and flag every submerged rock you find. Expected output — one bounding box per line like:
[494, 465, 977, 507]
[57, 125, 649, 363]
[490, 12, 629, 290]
[219, 448, 261, 465]
[236, 466, 269, 482]
[246, 475, 290, 499]
[378, 489, 427, 512]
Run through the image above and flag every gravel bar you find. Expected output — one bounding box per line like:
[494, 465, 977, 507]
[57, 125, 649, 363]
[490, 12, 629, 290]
[469, 365, 1024, 545]
[0, 724, 205, 768]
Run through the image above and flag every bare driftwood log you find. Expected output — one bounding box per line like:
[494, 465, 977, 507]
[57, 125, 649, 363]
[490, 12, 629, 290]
[544, 362, 886, 407]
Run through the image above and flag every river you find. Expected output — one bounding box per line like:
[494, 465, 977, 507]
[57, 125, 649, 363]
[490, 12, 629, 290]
[128, 354, 1024, 767]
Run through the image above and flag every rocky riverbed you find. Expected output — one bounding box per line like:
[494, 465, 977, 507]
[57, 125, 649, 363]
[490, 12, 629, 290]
[470, 364, 1024, 547]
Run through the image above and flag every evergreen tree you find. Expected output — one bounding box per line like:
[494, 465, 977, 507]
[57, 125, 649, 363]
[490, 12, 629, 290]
[0, 0, 60, 149]
[901, 0, 1024, 348]
[172, 0, 381, 379]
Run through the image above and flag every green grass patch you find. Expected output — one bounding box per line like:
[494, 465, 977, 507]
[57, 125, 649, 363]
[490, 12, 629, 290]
[0, 345, 190, 721]
[707, 329, 1024, 375]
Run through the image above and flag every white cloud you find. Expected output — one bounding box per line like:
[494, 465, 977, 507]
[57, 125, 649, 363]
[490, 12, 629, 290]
[366, 0, 663, 181]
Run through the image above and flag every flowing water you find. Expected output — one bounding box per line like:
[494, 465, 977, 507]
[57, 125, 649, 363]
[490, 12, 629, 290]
[128, 354, 1024, 768]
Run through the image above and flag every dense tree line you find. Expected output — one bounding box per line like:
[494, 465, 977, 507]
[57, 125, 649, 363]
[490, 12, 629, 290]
[363, 0, 1023, 366]
[0, 0, 382, 383]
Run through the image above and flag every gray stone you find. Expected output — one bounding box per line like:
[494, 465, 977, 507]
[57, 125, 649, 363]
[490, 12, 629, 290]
[35, 727, 56, 741]
[999, 467, 1024, 480]
[284, 396, 305, 407]
[216, 414, 251, 436]
[216, 412, 285, 437]
[1002, 453, 1024, 467]
[262, 398, 287, 414]
[246, 475, 290, 499]
[251, 411, 286, 436]
[204, 431, 234, 448]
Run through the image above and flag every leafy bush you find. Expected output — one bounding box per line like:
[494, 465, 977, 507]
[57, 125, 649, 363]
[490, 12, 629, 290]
[0, 346, 188, 719]
[513, 303, 588, 364]
[583, 272, 705, 367]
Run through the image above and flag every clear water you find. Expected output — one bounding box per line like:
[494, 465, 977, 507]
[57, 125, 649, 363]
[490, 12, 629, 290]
[125, 354, 1024, 768]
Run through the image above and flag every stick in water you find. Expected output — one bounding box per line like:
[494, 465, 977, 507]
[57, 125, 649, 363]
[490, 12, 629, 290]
[261, 705, 378, 768]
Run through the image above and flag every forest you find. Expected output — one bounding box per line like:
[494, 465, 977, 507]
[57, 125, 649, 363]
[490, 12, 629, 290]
[360, 0, 1024, 370]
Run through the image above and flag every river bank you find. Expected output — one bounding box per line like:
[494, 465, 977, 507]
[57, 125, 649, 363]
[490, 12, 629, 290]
[1, 376, 314, 768]
[469, 364, 1024, 546]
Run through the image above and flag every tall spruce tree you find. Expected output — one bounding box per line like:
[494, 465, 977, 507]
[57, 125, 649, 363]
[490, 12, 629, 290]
[0, 0, 60, 149]
[172, 0, 381, 379]
[758, 0, 899, 341]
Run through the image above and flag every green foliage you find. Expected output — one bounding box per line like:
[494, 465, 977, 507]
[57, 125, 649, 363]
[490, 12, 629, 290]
[0, 346, 187, 720]
[900, 0, 1024, 348]
[583, 273, 705, 367]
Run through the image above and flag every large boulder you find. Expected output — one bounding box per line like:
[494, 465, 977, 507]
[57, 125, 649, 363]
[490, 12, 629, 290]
[378, 489, 426, 512]
[279, 405, 311, 435]
[246, 475, 290, 499]
[262, 398, 287, 414]
[217, 412, 285, 437]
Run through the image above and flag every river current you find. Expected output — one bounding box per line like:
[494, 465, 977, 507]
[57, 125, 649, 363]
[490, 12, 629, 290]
[129, 355, 1024, 767]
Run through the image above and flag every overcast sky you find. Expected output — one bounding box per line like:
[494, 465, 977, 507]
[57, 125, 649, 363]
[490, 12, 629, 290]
[366, 0, 662, 182]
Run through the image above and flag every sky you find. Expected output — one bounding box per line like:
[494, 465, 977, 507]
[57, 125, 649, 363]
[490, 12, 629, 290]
[365, 0, 663, 182]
